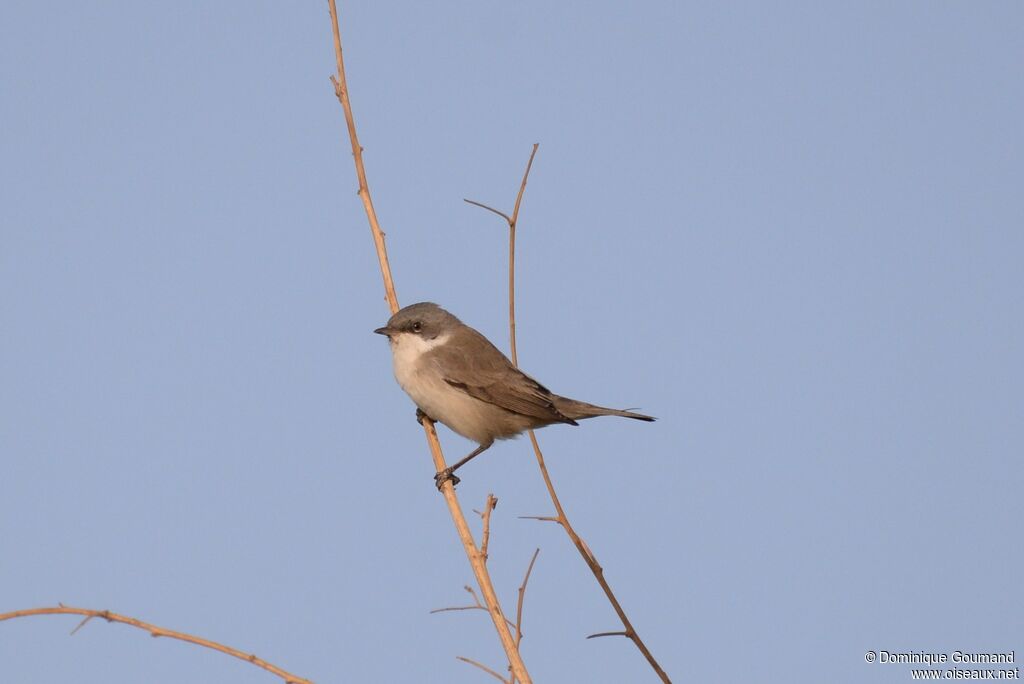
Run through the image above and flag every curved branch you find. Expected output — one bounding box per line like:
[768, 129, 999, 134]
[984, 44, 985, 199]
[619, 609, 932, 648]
[586, 630, 630, 640]
[488, 146, 672, 682]
[463, 199, 511, 223]
[0, 605, 310, 684]
[325, 4, 531, 683]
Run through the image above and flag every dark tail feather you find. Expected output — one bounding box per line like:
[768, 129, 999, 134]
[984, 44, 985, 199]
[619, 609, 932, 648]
[553, 396, 656, 422]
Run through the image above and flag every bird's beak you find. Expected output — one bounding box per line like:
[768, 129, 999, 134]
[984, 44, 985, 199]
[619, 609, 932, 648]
[374, 326, 395, 337]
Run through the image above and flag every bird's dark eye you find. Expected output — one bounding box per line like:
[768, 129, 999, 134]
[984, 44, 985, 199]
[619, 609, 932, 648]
[412, 321, 422, 333]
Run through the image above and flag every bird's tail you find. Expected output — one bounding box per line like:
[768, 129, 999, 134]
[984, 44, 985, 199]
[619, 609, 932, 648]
[552, 396, 656, 422]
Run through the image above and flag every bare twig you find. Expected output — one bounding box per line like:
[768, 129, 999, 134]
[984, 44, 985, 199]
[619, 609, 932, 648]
[0, 605, 311, 684]
[527, 435, 671, 681]
[480, 494, 498, 561]
[586, 631, 631, 640]
[463, 199, 510, 223]
[464, 143, 538, 361]
[510, 548, 541, 684]
[429, 604, 496, 617]
[471, 146, 672, 682]
[430, 586, 517, 630]
[430, 585, 484, 614]
[514, 549, 540, 650]
[70, 613, 96, 635]
[431, 520, 540, 683]
[325, 4, 530, 682]
[456, 656, 511, 683]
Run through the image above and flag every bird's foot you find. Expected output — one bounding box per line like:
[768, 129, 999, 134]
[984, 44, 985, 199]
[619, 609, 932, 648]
[434, 467, 461, 491]
[415, 408, 433, 426]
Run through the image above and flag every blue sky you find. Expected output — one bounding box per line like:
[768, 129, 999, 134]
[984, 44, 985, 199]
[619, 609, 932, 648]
[2, 3, 1021, 683]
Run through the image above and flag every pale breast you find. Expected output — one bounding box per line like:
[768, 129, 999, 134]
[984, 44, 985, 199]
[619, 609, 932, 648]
[388, 332, 526, 444]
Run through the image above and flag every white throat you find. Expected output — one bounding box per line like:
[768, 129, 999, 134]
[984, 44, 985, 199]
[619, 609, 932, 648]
[389, 331, 450, 389]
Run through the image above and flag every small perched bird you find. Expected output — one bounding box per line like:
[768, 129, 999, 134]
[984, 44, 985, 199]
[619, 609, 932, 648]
[374, 302, 655, 488]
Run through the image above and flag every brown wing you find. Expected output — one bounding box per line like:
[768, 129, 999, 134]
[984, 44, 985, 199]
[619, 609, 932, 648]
[430, 327, 578, 426]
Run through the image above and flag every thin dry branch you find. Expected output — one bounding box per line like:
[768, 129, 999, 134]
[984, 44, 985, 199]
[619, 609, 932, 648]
[0, 605, 310, 684]
[432, 548, 540, 684]
[463, 199, 510, 223]
[430, 585, 517, 630]
[325, 5, 529, 681]
[472, 146, 672, 682]
[510, 548, 541, 684]
[464, 143, 538, 363]
[480, 494, 498, 561]
[430, 585, 484, 615]
[517, 515, 559, 523]
[514, 548, 540, 649]
[526, 399, 671, 683]
[456, 656, 511, 684]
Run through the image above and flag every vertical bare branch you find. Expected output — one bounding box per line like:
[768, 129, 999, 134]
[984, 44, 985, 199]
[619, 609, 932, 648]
[480, 494, 498, 561]
[326, 1, 397, 313]
[510, 547, 540, 684]
[325, 4, 530, 682]
[467, 146, 672, 682]
[506, 143, 537, 365]
[514, 548, 540, 650]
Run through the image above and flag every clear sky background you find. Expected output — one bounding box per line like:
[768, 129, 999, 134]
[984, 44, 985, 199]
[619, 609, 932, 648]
[2, 3, 1021, 683]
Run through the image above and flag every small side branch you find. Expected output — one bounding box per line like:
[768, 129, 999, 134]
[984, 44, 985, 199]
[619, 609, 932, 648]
[0, 605, 311, 684]
[463, 199, 510, 223]
[429, 585, 517, 630]
[586, 631, 631, 640]
[456, 656, 511, 683]
[514, 549, 540, 649]
[430, 585, 485, 616]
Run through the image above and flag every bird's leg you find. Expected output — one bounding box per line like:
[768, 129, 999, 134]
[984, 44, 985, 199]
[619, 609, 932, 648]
[434, 442, 492, 490]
